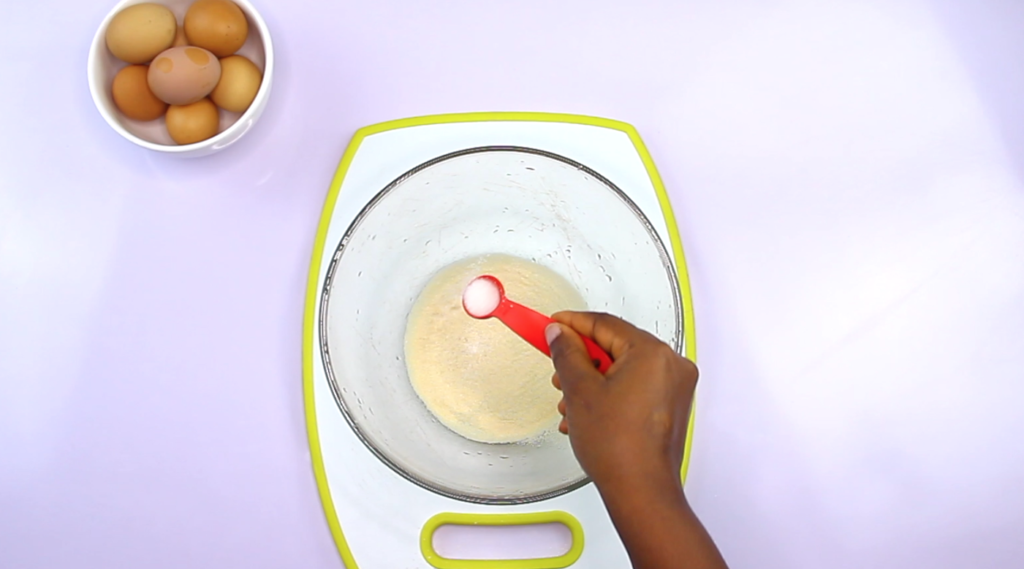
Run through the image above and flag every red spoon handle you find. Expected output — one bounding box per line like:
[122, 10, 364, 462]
[494, 299, 613, 373]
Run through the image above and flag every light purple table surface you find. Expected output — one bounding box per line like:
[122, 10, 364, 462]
[3, 0, 1023, 567]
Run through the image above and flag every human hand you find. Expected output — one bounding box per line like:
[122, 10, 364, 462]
[545, 311, 697, 492]
[546, 312, 727, 569]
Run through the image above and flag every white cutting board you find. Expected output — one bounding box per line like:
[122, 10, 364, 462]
[302, 113, 697, 569]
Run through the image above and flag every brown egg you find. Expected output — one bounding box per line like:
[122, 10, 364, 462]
[105, 3, 176, 64]
[172, 25, 189, 48]
[210, 55, 262, 113]
[147, 46, 221, 105]
[165, 98, 219, 144]
[111, 65, 167, 121]
[184, 0, 249, 58]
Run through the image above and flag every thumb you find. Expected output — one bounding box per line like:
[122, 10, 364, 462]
[546, 323, 601, 392]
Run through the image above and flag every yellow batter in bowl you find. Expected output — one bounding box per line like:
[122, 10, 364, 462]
[405, 253, 586, 444]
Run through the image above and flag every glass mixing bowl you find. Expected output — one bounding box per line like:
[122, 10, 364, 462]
[320, 146, 682, 504]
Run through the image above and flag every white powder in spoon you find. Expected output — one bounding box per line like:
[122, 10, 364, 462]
[462, 277, 502, 318]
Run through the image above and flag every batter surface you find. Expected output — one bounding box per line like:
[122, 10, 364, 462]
[404, 254, 587, 444]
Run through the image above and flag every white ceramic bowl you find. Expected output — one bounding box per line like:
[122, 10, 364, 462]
[88, 0, 274, 157]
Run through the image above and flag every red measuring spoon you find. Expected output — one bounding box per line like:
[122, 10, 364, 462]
[462, 275, 613, 373]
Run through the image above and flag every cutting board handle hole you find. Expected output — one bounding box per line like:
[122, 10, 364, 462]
[421, 511, 583, 568]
